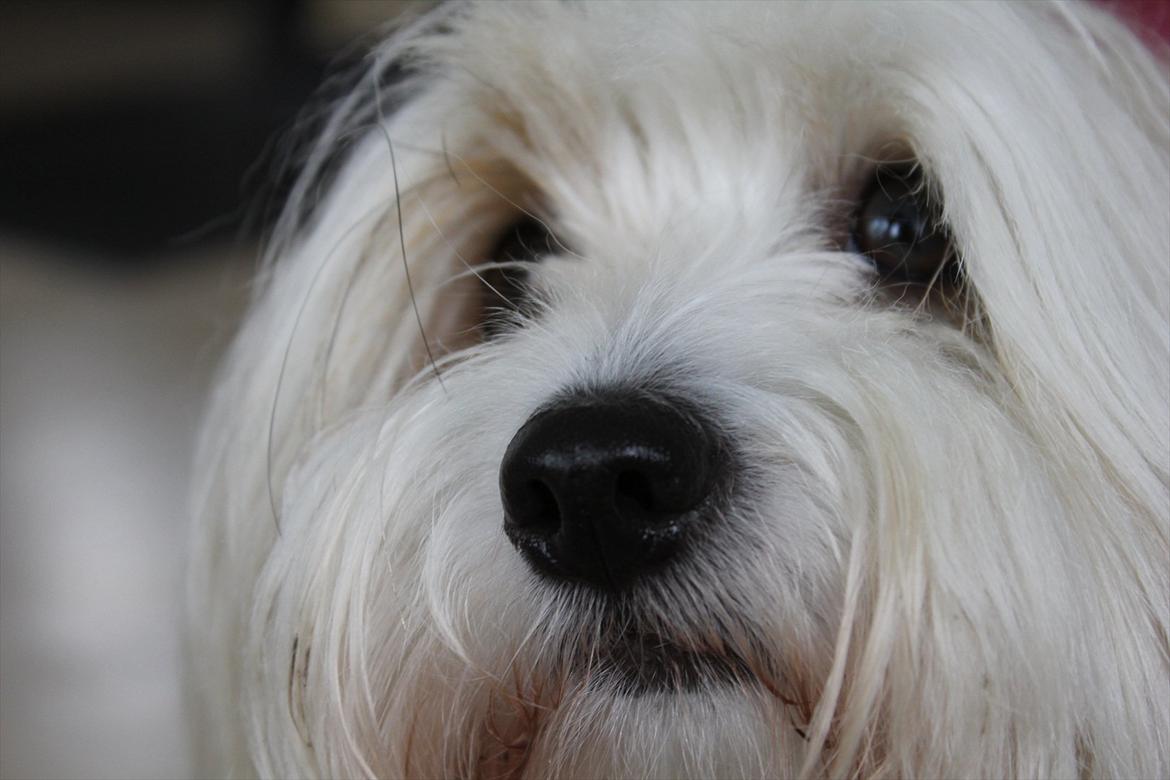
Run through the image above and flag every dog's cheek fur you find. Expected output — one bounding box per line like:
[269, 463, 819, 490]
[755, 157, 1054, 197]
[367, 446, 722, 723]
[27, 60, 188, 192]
[185, 96, 525, 772]
[188, 2, 1170, 778]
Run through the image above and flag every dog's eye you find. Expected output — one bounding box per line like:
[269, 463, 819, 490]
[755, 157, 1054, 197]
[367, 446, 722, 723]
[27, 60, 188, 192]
[851, 164, 956, 286]
[479, 215, 559, 337]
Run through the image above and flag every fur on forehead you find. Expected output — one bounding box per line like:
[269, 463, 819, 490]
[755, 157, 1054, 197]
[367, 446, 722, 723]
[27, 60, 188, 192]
[403, 1, 1164, 210]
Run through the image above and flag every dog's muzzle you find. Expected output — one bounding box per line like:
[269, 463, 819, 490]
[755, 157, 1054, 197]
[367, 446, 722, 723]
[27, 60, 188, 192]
[499, 390, 724, 591]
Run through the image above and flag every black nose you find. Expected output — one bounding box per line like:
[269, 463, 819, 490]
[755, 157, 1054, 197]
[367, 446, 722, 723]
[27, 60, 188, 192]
[499, 392, 721, 591]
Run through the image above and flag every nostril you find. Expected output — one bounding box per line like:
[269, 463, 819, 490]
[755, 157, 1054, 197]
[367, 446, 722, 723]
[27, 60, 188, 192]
[518, 478, 560, 531]
[615, 470, 655, 514]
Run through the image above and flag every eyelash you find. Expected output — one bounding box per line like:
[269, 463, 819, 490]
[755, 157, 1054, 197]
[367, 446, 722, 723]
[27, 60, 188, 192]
[477, 216, 559, 338]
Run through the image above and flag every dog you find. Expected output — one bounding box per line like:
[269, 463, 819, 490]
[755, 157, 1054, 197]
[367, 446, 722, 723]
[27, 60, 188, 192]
[187, 2, 1170, 777]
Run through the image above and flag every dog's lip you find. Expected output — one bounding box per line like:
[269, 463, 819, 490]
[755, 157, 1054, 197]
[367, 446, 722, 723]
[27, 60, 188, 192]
[586, 627, 753, 695]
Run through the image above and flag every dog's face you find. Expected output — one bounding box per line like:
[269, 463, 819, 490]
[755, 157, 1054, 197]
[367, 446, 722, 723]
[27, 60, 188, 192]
[189, 2, 1169, 777]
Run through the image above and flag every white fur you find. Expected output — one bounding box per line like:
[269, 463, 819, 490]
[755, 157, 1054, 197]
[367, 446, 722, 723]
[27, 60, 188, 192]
[187, 2, 1170, 777]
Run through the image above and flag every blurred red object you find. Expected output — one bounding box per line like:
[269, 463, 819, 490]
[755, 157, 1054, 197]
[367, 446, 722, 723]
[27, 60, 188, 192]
[1107, 0, 1170, 46]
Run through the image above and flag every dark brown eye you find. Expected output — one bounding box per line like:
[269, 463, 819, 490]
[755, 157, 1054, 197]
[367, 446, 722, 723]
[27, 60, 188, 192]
[851, 164, 956, 286]
[479, 215, 560, 338]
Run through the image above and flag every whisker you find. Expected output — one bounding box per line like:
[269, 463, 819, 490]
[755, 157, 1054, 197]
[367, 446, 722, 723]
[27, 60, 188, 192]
[374, 65, 447, 395]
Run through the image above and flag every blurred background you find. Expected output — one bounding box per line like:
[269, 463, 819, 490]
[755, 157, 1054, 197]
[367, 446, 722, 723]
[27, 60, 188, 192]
[0, 2, 404, 777]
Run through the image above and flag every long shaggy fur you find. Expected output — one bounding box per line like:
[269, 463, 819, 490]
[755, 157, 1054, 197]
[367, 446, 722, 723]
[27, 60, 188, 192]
[188, 2, 1170, 777]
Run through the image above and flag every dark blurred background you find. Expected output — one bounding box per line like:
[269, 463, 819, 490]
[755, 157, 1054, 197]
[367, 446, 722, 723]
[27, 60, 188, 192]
[0, 3, 404, 778]
[0, 0, 409, 260]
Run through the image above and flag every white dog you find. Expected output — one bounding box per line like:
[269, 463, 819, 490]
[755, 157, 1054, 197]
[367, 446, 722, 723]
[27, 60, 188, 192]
[187, 2, 1169, 777]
